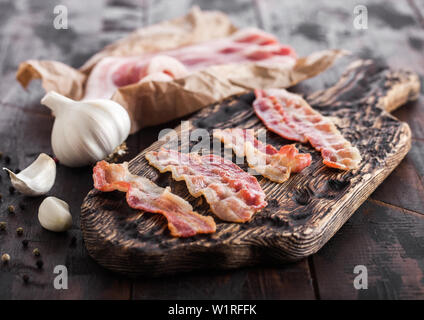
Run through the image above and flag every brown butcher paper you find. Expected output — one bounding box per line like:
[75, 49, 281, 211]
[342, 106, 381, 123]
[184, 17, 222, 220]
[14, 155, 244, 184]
[16, 7, 346, 133]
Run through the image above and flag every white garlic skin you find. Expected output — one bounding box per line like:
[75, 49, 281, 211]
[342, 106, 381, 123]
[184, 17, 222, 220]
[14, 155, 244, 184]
[3, 153, 56, 196]
[41, 91, 131, 167]
[38, 196, 72, 232]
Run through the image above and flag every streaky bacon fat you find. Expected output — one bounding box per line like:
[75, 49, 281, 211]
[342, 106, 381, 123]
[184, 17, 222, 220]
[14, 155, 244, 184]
[213, 128, 311, 183]
[253, 89, 362, 170]
[84, 28, 297, 99]
[93, 160, 216, 237]
[145, 149, 267, 222]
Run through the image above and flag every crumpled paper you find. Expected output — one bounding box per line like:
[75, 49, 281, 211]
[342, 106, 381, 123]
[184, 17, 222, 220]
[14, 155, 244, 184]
[16, 7, 345, 133]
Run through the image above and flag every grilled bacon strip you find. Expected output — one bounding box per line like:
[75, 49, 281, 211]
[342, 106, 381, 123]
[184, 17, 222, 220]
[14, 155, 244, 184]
[93, 161, 216, 237]
[213, 128, 311, 183]
[145, 149, 267, 222]
[253, 89, 362, 170]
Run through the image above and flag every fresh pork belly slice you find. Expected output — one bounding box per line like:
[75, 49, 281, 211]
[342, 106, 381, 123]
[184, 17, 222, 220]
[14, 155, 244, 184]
[92, 160, 216, 237]
[213, 128, 311, 183]
[84, 28, 297, 99]
[111, 55, 189, 87]
[145, 149, 267, 222]
[253, 89, 362, 170]
[84, 55, 189, 99]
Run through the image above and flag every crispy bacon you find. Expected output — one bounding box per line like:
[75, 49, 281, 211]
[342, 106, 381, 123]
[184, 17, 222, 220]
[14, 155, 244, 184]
[145, 149, 267, 222]
[253, 89, 362, 170]
[213, 128, 311, 183]
[84, 28, 296, 99]
[93, 160, 216, 237]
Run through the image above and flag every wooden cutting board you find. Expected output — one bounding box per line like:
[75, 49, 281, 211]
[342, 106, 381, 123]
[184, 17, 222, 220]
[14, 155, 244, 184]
[80, 60, 419, 276]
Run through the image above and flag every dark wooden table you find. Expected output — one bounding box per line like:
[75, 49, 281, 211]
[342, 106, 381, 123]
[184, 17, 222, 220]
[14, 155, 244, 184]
[0, 0, 423, 300]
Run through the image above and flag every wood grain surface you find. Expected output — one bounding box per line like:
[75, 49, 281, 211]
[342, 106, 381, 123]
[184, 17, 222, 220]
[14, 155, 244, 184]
[80, 59, 419, 276]
[1, 0, 424, 299]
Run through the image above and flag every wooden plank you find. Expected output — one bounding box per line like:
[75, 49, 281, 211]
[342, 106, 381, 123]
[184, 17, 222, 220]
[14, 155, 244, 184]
[133, 260, 315, 299]
[371, 148, 424, 215]
[193, 0, 258, 27]
[311, 199, 424, 299]
[0, 0, 133, 300]
[407, 0, 424, 28]
[394, 100, 424, 141]
[145, 0, 192, 25]
[409, 139, 424, 183]
[260, 0, 424, 93]
[364, 0, 424, 213]
[0, 0, 143, 108]
[0, 103, 132, 299]
[147, 0, 258, 28]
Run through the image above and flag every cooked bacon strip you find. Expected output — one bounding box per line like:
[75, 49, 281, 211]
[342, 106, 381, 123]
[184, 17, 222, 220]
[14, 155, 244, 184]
[84, 28, 296, 99]
[253, 89, 362, 170]
[145, 149, 267, 222]
[213, 128, 311, 183]
[93, 160, 216, 237]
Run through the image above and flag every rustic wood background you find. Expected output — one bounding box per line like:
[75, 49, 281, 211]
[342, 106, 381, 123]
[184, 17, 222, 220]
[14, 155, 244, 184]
[0, 0, 423, 299]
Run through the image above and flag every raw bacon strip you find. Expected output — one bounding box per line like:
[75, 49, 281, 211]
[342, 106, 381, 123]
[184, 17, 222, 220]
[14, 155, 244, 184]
[84, 55, 189, 99]
[145, 149, 267, 222]
[93, 161, 216, 237]
[84, 28, 296, 99]
[111, 55, 189, 87]
[213, 128, 311, 183]
[253, 89, 362, 170]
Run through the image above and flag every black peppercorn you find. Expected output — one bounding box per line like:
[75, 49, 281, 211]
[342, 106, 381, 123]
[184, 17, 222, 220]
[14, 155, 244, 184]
[36, 260, 44, 269]
[19, 202, 26, 210]
[9, 186, 15, 195]
[22, 239, 29, 247]
[22, 274, 29, 283]
[33, 248, 40, 256]
[1, 253, 10, 263]
[16, 227, 23, 236]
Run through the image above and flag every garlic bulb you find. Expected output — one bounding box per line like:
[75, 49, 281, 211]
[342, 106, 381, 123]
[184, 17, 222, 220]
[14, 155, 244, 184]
[3, 153, 56, 196]
[38, 196, 72, 232]
[41, 91, 130, 167]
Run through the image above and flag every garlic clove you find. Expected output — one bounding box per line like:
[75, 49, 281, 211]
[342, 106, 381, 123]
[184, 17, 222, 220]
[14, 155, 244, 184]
[38, 196, 72, 232]
[41, 91, 131, 167]
[3, 153, 56, 196]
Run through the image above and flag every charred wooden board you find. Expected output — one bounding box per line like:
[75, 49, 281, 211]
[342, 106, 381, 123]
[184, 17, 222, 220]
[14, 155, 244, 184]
[80, 60, 419, 276]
